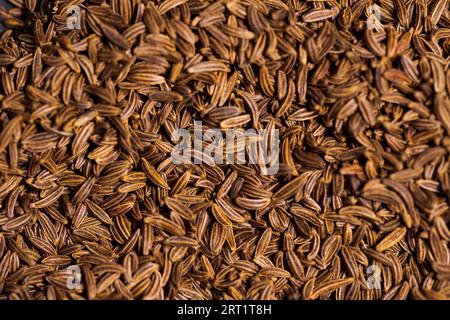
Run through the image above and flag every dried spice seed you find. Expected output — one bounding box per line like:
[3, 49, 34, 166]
[0, 0, 449, 301]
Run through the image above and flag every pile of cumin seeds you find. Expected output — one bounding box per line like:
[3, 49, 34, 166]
[0, 0, 450, 300]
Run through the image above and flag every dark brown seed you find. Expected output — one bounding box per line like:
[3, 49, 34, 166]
[0, 0, 448, 302]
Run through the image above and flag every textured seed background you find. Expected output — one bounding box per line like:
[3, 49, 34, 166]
[0, 0, 449, 300]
